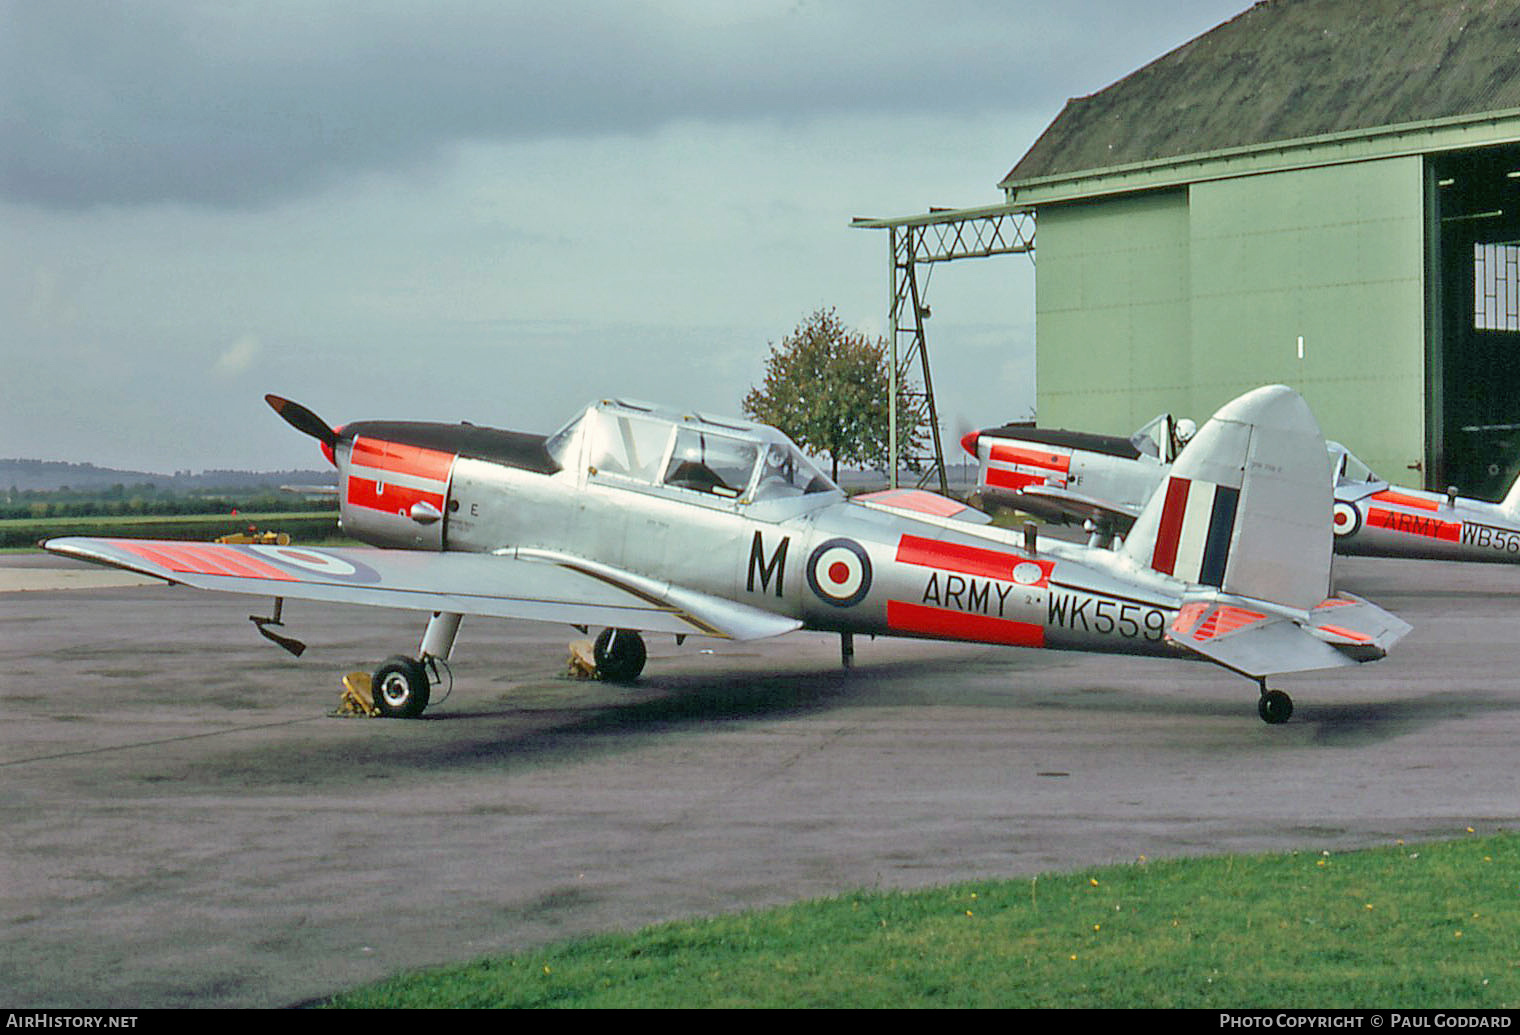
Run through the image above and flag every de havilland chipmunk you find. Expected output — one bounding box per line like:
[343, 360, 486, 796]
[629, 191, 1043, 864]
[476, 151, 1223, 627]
[44, 385, 1409, 725]
[966, 411, 1520, 564]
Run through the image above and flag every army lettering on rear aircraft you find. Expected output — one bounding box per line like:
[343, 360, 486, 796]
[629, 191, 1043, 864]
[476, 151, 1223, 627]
[920, 572, 1015, 618]
[1367, 507, 1460, 542]
[747, 531, 790, 597]
[1461, 521, 1520, 554]
[1047, 592, 1167, 641]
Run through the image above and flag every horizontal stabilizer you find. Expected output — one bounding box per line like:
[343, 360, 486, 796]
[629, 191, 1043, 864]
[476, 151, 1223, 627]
[1305, 593, 1412, 659]
[1167, 591, 1410, 678]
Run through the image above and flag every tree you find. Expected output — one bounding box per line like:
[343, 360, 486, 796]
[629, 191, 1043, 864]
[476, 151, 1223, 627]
[743, 308, 921, 481]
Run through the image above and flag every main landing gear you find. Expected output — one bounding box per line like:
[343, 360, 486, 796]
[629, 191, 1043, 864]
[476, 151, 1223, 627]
[369, 611, 462, 719]
[365, 620, 648, 717]
[593, 628, 647, 683]
[373, 655, 434, 718]
[1257, 681, 1294, 725]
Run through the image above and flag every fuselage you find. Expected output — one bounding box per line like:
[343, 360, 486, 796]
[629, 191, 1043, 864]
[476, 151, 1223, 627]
[328, 401, 1191, 660]
[41, 388, 1408, 725]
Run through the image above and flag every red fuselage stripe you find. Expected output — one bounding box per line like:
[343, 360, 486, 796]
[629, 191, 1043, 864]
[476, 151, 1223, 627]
[1366, 507, 1462, 542]
[896, 534, 1049, 584]
[886, 600, 1046, 647]
[1370, 489, 1439, 513]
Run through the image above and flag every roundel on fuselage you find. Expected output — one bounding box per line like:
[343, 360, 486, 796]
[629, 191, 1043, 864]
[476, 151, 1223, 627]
[1332, 501, 1361, 538]
[806, 538, 873, 607]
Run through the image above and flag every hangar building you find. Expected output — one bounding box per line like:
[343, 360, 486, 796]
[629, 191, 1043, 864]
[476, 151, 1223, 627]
[1004, 0, 1520, 498]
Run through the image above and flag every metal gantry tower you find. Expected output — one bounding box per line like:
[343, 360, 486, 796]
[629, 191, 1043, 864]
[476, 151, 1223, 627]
[852, 204, 1035, 491]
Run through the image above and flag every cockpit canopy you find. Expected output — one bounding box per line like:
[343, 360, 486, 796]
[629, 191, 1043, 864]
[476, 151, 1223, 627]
[1326, 441, 1380, 484]
[1130, 413, 1196, 463]
[1132, 414, 1379, 487]
[545, 399, 838, 502]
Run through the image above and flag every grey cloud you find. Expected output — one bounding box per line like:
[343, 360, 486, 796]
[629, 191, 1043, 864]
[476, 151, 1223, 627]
[1, 0, 1247, 209]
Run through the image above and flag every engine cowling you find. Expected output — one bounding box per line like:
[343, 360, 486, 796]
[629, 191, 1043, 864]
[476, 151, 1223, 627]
[336, 434, 457, 550]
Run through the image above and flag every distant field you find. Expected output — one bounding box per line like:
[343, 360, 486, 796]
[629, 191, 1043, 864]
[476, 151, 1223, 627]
[2, 511, 340, 550]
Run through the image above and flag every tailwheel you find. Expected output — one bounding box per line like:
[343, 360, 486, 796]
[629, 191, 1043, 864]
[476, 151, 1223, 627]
[593, 628, 646, 684]
[1257, 688, 1293, 725]
[372, 655, 432, 718]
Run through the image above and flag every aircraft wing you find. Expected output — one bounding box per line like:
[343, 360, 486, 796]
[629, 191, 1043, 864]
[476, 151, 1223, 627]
[42, 537, 800, 641]
[853, 489, 991, 524]
[994, 484, 1142, 529]
[1167, 592, 1410, 677]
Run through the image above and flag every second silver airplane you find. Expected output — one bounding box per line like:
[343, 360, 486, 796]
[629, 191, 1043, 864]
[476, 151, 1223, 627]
[966, 411, 1520, 564]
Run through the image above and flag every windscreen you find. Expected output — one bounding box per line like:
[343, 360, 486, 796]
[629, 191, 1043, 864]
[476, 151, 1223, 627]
[663, 428, 759, 497]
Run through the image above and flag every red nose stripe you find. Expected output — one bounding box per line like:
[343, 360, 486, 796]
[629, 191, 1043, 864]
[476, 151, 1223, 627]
[347, 478, 446, 516]
[351, 437, 455, 481]
[984, 467, 1050, 492]
[988, 443, 1070, 471]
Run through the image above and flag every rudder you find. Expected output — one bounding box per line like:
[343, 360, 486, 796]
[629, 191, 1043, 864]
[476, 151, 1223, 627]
[1122, 385, 1333, 611]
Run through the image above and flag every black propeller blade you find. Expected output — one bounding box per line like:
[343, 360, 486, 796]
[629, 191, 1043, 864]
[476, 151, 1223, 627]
[265, 394, 338, 447]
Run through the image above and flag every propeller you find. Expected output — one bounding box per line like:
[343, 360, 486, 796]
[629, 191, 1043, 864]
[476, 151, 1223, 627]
[953, 412, 980, 457]
[265, 394, 338, 447]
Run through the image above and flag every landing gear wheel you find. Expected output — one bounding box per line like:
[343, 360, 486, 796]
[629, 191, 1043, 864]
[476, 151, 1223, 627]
[593, 628, 646, 684]
[372, 655, 432, 718]
[1258, 689, 1293, 725]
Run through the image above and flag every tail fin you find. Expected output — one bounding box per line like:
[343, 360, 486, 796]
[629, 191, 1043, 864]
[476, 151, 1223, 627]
[1121, 385, 1332, 611]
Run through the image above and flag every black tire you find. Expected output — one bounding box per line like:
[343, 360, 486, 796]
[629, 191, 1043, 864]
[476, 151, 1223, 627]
[372, 655, 431, 718]
[1258, 689, 1293, 725]
[594, 628, 647, 683]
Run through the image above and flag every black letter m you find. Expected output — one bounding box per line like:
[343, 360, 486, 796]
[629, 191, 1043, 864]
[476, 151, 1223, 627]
[748, 531, 789, 597]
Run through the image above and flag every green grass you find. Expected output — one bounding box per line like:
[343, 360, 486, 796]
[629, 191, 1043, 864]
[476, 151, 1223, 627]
[327, 833, 1520, 1008]
[2, 511, 338, 549]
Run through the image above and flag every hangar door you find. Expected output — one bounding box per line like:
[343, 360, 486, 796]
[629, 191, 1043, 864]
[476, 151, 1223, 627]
[1429, 144, 1520, 499]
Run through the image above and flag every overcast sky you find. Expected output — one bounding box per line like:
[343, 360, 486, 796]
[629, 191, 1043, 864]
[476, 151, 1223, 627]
[2, 0, 1253, 473]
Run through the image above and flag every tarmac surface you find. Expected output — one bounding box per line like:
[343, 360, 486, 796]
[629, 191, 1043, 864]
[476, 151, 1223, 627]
[2, 550, 1518, 1007]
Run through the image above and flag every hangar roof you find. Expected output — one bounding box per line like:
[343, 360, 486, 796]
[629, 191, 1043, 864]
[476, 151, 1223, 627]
[1004, 0, 1520, 190]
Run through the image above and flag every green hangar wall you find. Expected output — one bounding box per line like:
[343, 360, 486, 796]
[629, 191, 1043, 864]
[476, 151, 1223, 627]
[1034, 157, 1427, 484]
[1004, 0, 1520, 498]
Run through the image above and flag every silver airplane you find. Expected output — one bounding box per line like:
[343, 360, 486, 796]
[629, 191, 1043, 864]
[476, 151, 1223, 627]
[966, 412, 1520, 564]
[45, 386, 1408, 725]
